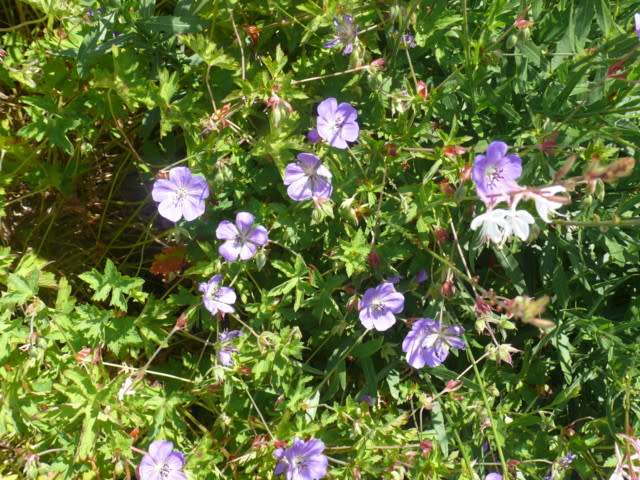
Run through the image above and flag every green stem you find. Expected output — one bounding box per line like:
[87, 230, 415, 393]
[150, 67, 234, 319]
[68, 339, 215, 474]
[465, 336, 509, 478]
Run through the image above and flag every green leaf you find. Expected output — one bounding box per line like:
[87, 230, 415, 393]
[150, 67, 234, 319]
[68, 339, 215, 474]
[138, 15, 209, 35]
[79, 259, 147, 311]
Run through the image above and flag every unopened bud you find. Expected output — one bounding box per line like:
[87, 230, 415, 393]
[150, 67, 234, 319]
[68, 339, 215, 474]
[416, 80, 427, 100]
[370, 58, 386, 70]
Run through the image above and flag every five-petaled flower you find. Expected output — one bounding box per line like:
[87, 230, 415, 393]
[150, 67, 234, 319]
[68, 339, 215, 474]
[323, 15, 358, 55]
[283, 153, 333, 201]
[402, 318, 465, 368]
[199, 274, 236, 316]
[472, 141, 522, 207]
[359, 282, 405, 331]
[138, 440, 187, 480]
[470, 208, 534, 246]
[316, 98, 359, 149]
[217, 329, 243, 366]
[216, 212, 269, 261]
[152, 166, 210, 222]
[274, 437, 328, 480]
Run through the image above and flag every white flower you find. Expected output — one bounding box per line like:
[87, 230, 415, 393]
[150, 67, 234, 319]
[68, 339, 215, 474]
[470, 209, 511, 245]
[528, 185, 568, 223]
[503, 209, 535, 240]
[118, 376, 136, 401]
[471, 209, 535, 245]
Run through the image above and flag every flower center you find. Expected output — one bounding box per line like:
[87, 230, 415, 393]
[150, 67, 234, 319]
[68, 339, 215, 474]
[159, 462, 172, 478]
[484, 165, 504, 189]
[292, 455, 307, 472]
[174, 185, 189, 203]
[371, 299, 386, 313]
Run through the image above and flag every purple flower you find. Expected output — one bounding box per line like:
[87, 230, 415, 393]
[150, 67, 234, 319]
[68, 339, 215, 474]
[152, 166, 210, 222]
[274, 437, 328, 480]
[358, 282, 405, 331]
[635, 13, 640, 39]
[138, 440, 187, 480]
[217, 329, 243, 366]
[199, 274, 236, 316]
[485, 474, 502, 480]
[316, 98, 359, 149]
[385, 275, 401, 284]
[401, 34, 417, 47]
[560, 452, 577, 466]
[402, 318, 465, 368]
[414, 269, 428, 283]
[307, 129, 321, 143]
[216, 212, 268, 261]
[471, 141, 522, 207]
[283, 153, 333, 201]
[323, 15, 358, 55]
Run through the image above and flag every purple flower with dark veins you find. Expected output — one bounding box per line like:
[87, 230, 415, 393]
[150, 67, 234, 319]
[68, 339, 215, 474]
[274, 437, 328, 480]
[283, 153, 333, 201]
[402, 318, 465, 368]
[401, 34, 417, 47]
[316, 98, 359, 149]
[471, 141, 522, 207]
[216, 212, 268, 261]
[359, 282, 405, 331]
[152, 166, 210, 222]
[217, 329, 243, 366]
[138, 440, 187, 480]
[199, 274, 236, 316]
[323, 14, 358, 55]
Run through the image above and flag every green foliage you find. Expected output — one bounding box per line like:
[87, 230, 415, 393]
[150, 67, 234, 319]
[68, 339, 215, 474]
[1, 0, 639, 479]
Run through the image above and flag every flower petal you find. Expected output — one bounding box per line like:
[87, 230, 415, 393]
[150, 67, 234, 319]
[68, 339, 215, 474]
[216, 220, 239, 240]
[239, 241, 257, 260]
[283, 162, 307, 186]
[168, 166, 192, 185]
[372, 309, 397, 331]
[219, 240, 241, 261]
[235, 212, 255, 233]
[149, 441, 174, 461]
[181, 196, 205, 221]
[152, 179, 177, 202]
[247, 225, 268, 246]
[158, 199, 183, 222]
[317, 98, 337, 120]
[287, 178, 313, 201]
[485, 141, 508, 162]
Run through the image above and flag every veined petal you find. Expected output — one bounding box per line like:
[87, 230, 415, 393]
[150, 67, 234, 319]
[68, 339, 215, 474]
[287, 178, 313, 201]
[181, 196, 205, 221]
[219, 240, 241, 261]
[168, 166, 193, 185]
[247, 225, 268, 245]
[239, 241, 257, 260]
[283, 163, 307, 186]
[315, 164, 332, 179]
[152, 179, 178, 202]
[216, 220, 239, 240]
[235, 212, 255, 233]
[158, 199, 183, 222]
[149, 441, 174, 461]
[317, 98, 337, 119]
[340, 122, 359, 142]
[296, 153, 321, 169]
[372, 310, 396, 331]
[486, 141, 508, 162]
[215, 286, 236, 305]
[311, 177, 333, 199]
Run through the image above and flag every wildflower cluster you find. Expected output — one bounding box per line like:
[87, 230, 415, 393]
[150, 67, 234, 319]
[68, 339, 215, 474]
[470, 141, 570, 246]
